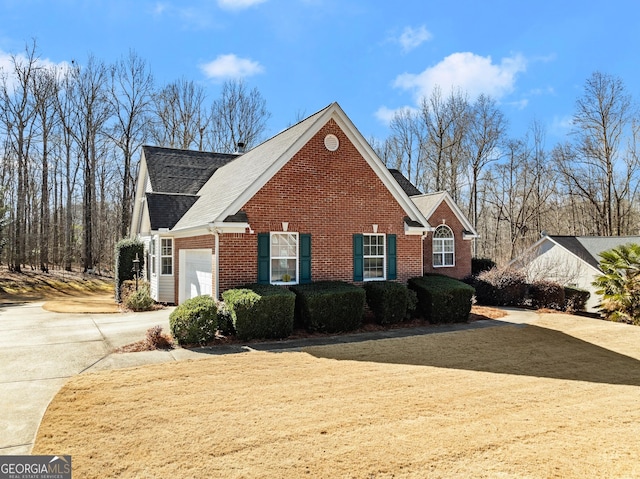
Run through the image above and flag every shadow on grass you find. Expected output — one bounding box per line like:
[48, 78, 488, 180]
[305, 324, 640, 387]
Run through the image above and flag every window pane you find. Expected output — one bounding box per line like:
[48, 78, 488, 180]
[271, 233, 297, 257]
[435, 226, 453, 238]
[434, 241, 443, 253]
[161, 257, 172, 275]
[271, 258, 296, 282]
[444, 253, 454, 266]
[433, 253, 443, 266]
[364, 257, 384, 279]
[161, 239, 172, 256]
[444, 240, 454, 252]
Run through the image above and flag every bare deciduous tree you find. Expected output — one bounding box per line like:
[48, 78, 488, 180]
[0, 41, 39, 272]
[107, 50, 154, 237]
[208, 79, 270, 153]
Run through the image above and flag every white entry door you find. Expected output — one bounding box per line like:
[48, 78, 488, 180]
[179, 249, 213, 304]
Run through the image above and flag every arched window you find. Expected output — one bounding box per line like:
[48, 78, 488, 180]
[433, 225, 454, 267]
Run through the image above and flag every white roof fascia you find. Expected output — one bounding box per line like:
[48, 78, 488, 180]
[404, 222, 432, 235]
[130, 152, 149, 237]
[209, 222, 251, 234]
[412, 191, 478, 237]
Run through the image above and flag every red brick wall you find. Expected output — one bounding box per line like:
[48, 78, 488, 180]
[215, 118, 423, 294]
[423, 201, 472, 279]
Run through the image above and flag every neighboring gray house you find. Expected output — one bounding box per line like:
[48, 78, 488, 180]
[512, 234, 640, 312]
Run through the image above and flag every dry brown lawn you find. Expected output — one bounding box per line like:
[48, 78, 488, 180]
[34, 313, 640, 478]
[0, 267, 116, 312]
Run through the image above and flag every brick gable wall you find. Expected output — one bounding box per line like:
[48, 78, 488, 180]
[215, 119, 423, 294]
[423, 201, 472, 279]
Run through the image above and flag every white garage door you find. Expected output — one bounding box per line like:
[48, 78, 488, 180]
[179, 249, 213, 304]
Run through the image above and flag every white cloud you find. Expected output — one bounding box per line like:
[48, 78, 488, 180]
[375, 105, 418, 125]
[0, 48, 69, 91]
[550, 114, 573, 136]
[398, 25, 432, 53]
[200, 54, 264, 79]
[217, 0, 267, 10]
[393, 52, 527, 101]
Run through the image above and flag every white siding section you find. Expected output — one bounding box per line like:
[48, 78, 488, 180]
[524, 241, 601, 312]
[157, 275, 175, 303]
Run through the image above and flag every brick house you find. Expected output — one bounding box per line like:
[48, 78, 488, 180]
[130, 103, 477, 304]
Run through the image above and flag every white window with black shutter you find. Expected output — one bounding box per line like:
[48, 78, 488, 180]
[258, 232, 311, 285]
[353, 233, 397, 281]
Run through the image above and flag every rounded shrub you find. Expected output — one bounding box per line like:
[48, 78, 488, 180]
[528, 280, 565, 310]
[125, 284, 154, 311]
[474, 267, 527, 306]
[169, 295, 218, 345]
[364, 281, 410, 325]
[472, 257, 497, 276]
[564, 287, 590, 312]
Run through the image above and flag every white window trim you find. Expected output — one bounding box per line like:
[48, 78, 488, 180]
[150, 238, 157, 276]
[160, 237, 174, 276]
[433, 225, 455, 268]
[270, 232, 299, 285]
[363, 233, 386, 281]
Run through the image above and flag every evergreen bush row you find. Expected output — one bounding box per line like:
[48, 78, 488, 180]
[466, 267, 590, 311]
[169, 276, 478, 345]
[408, 274, 475, 324]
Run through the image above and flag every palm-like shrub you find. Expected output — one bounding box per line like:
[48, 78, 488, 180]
[593, 243, 640, 325]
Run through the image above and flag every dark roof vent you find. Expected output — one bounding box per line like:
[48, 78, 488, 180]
[236, 142, 246, 153]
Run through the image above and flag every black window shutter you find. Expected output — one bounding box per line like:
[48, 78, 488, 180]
[257, 233, 270, 284]
[353, 234, 364, 282]
[299, 234, 312, 284]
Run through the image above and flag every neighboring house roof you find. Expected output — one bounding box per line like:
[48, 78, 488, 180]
[143, 145, 239, 195]
[388, 169, 422, 196]
[172, 102, 431, 233]
[546, 235, 640, 270]
[146, 193, 199, 230]
[410, 191, 478, 237]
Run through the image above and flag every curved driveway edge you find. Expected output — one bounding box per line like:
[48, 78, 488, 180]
[0, 302, 175, 455]
[0, 302, 539, 455]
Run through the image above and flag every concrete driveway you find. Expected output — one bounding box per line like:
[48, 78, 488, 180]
[0, 301, 192, 455]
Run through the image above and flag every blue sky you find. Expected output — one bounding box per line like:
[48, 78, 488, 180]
[1, 0, 638, 146]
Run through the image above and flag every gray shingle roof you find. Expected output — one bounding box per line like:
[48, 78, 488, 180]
[550, 235, 640, 270]
[389, 169, 422, 196]
[146, 193, 199, 230]
[143, 145, 240, 195]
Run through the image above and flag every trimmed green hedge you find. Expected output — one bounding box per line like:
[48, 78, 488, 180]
[114, 238, 145, 303]
[408, 275, 475, 324]
[222, 284, 295, 341]
[290, 281, 365, 333]
[169, 295, 218, 345]
[528, 280, 565, 310]
[363, 281, 410, 325]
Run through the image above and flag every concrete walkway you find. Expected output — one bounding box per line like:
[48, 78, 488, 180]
[0, 302, 539, 455]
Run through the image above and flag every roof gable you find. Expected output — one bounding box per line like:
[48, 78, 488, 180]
[550, 235, 640, 270]
[411, 191, 478, 237]
[143, 145, 239, 195]
[174, 102, 431, 232]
